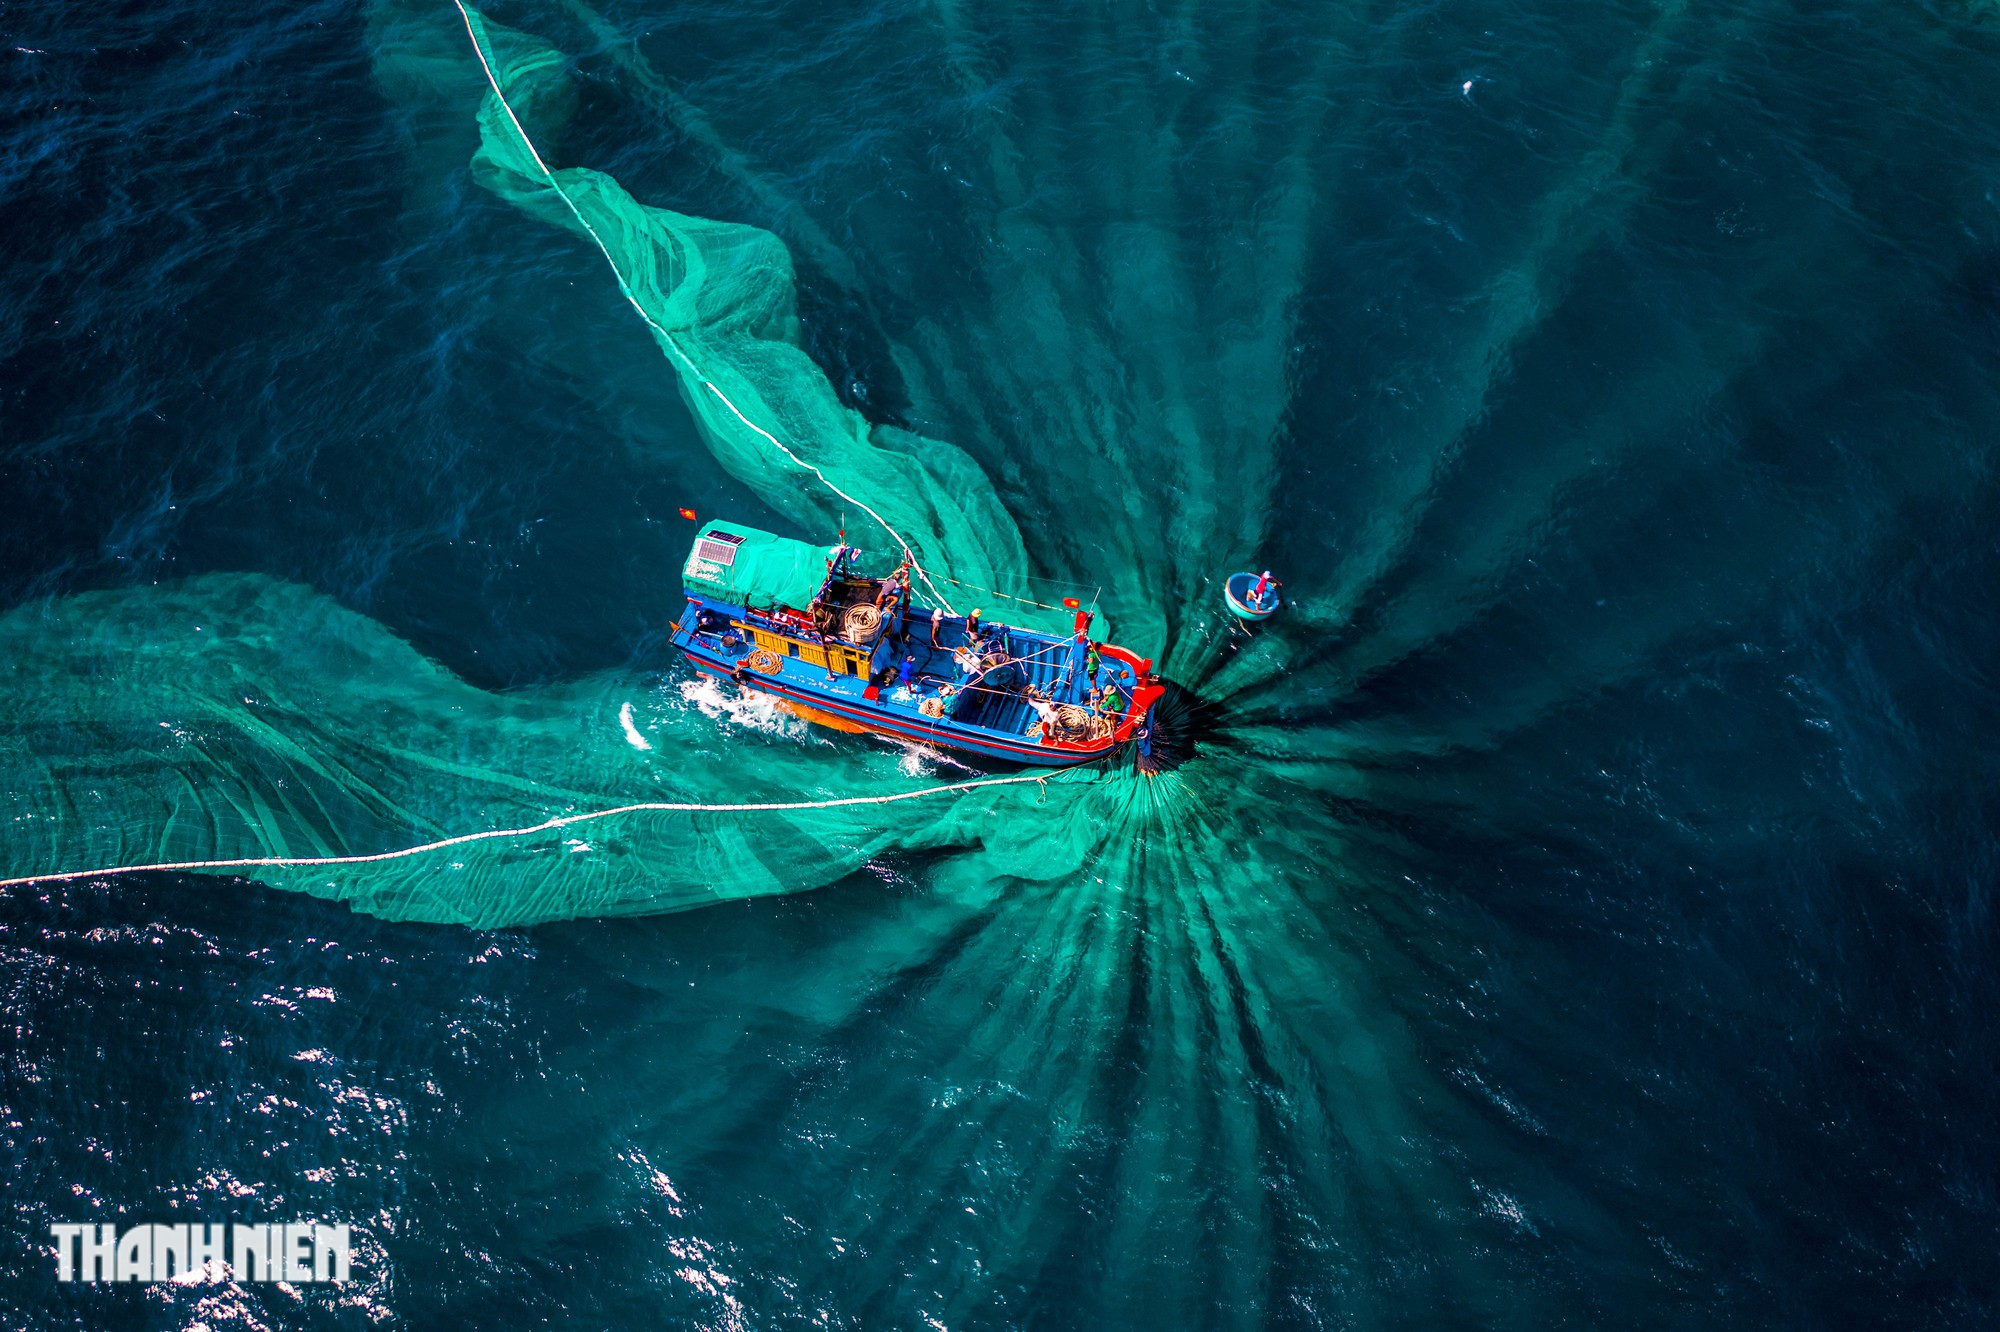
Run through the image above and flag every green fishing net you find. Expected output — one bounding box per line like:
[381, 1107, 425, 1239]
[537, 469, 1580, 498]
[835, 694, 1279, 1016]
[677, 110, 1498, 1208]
[0, 4, 1174, 916]
[0, 0, 1405, 929]
[0, 575, 1115, 924]
[453, 4, 1072, 636]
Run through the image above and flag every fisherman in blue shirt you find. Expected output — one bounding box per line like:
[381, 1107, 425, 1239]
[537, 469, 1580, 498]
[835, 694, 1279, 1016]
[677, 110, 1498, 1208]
[899, 655, 917, 691]
[1135, 712, 1158, 776]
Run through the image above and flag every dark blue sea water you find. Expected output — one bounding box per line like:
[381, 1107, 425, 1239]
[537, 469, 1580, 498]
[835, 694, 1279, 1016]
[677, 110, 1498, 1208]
[5, 0, 2000, 1326]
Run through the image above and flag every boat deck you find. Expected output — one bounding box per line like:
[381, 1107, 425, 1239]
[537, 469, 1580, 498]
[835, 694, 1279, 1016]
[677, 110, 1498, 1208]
[674, 597, 1150, 763]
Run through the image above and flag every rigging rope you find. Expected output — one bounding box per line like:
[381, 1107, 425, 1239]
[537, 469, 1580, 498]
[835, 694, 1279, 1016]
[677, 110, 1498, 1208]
[931, 573, 1102, 615]
[0, 770, 1054, 890]
[451, 1, 960, 615]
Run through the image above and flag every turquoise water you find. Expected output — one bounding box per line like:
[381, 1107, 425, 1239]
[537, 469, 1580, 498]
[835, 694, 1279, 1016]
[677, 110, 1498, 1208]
[5, 0, 2000, 1325]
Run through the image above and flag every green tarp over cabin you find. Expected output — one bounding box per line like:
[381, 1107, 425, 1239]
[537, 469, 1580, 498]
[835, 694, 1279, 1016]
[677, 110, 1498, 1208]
[681, 521, 831, 610]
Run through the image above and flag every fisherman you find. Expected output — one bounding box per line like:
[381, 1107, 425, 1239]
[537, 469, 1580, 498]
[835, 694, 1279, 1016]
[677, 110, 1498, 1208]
[986, 623, 1010, 682]
[930, 607, 945, 647]
[899, 654, 917, 692]
[1135, 712, 1158, 776]
[1100, 683, 1127, 719]
[873, 569, 908, 638]
[893, 567, 914, 641]
[874, 562, 907, 606]
[1250, 570, 1280, 610]
[1085, 640, 1102, 685]
[1026, 690, 1061, 742]
[966, 607, 983, 639]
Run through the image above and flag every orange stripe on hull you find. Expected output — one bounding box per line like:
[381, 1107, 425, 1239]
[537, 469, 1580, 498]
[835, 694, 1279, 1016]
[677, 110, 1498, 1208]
[773, 698, 883, 735]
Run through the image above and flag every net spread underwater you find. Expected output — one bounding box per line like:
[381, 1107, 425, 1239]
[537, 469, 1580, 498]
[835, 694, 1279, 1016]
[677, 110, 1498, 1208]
[6, 7, 1152, 922]
[3, 0, 1999, 1325]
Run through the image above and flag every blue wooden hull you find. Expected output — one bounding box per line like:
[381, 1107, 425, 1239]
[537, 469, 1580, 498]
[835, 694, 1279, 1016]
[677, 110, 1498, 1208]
[671, 595, 1159, 767]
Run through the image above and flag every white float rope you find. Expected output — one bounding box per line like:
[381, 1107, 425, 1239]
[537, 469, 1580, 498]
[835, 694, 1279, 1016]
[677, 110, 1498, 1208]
[451, 1, 959, 614]
[0, 16, 1116, 894]
[0, 770, 1059, 889]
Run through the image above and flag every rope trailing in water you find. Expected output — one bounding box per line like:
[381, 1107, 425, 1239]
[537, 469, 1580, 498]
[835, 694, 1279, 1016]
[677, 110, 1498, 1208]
[0, 771, 1054, 889]
[933, 575, 1079, 614]
[450, 1, 960, 615]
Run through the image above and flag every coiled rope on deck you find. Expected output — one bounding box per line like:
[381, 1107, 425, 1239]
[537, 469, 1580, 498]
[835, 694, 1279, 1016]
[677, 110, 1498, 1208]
[0, 770, 1054, 889]
[451, 0, 959, 615]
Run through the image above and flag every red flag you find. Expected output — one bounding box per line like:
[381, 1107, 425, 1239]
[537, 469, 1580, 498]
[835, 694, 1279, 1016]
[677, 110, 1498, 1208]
[678, 507, 698, 520]
[1062, 597, 1081, 609]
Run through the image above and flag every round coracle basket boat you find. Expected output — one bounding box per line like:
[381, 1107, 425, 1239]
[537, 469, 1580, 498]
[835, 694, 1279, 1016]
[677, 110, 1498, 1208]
[1223, 571, 1281, 620]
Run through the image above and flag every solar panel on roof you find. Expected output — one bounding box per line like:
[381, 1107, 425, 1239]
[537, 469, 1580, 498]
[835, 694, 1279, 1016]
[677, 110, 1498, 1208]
[696, 531, 745, 566]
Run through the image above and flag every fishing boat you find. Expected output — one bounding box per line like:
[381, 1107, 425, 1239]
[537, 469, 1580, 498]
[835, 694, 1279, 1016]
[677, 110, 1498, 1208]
[670, 521, 1164, 767]
[1223, 570, 1282, 620]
